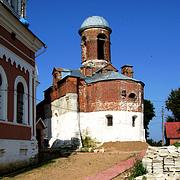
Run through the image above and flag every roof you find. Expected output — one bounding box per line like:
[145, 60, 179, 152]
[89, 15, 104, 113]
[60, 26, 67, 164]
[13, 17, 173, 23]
[0, 1, 46, 50]
[36, 118, 46, 129]
[84, 71, 144, 84]
[79, 16, 112, 34]
[165, 122, 180, 139]
[53, 68, 143, 85]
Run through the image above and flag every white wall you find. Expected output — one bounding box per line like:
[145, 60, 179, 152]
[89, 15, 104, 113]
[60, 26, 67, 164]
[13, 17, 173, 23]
[46, 111, 145, 148]
[43, 93, 145, 148]
[0, 139, 38, 171]
[80, 111, 145, 142]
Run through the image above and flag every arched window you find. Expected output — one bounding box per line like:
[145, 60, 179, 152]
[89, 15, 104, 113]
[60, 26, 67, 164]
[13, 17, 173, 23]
[11, 0, 18, 13]
[14, 76, 28, 124]
[97, 34, 106, 60]
[106, 114, 113, 126]
[81, 36, 87, 61]
[129, 93, 136, 99]
[132, 115, 137, 127]
[0, 74, 3, 119]
[16, 82, 24, 123]
[0, 66, 8, 121]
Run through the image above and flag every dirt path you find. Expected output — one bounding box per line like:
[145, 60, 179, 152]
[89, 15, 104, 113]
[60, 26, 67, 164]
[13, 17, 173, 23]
[3, 142, 147, 180]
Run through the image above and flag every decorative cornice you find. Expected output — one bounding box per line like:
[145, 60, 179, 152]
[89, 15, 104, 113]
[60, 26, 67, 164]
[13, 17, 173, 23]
[0, 3, 44, 53]
[0, 44, 33, 74]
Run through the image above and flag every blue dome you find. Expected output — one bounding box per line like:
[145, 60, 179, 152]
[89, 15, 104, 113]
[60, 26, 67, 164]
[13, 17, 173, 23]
[20, 17, 29, 28]
[79, 16, 111, 34]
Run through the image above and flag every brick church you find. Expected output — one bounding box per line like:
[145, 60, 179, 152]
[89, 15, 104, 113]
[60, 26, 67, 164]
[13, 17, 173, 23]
[0, 0, 45, 173]
[37, 16, 145, 148]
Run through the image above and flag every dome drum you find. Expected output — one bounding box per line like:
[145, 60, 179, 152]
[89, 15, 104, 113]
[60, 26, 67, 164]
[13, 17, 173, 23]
[79, 16, 112, 34]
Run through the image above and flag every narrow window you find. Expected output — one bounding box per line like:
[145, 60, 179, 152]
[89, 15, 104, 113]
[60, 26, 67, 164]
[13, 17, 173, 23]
[11, 0, 18, 12]
[0, 74, 2, 119]
[106, 115, 113, 126]
[97, 34, 106, 60]
[132, 115, 137, 127]
[16, 82, 24, 123]
[122, 90, 126, 97]
[81, 36, 87, 61]
[0, 66, 8, 121]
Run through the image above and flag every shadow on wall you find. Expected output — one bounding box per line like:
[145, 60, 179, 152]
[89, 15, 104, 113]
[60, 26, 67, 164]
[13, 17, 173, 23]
[0, 138, 80, 177]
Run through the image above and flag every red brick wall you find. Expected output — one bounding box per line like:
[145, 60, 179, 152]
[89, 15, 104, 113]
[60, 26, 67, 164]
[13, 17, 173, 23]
[51, 77, 78, 101]
[79, 80, 143, 112]
[48, 75, 143, 113]
[0, 57, 29, 122]
[0, 25, 35, 66]
[170, 139, 180, 145]
[0, 122, 31, 140]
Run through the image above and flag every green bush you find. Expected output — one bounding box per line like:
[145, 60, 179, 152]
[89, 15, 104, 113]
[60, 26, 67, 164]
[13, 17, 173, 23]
[173, 142, 180, 147]
[82, 135, 96, 148]
[80, 130, 97, 152]
[128, 161, 147, 180]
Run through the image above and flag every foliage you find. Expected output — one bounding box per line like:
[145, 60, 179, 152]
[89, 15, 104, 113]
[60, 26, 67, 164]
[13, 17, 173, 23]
[81, 130, 97, 151]
[144, 99, 155, 139]
[173, 142, 180, 147]
[166, 88, 180, 121]
[166, 116, 175, 122]
[147, 139, 162, 146]
[128, 161, 147, 180]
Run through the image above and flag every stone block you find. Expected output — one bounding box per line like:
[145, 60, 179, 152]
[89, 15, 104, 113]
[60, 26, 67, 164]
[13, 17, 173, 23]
[167, 146, 177, 153]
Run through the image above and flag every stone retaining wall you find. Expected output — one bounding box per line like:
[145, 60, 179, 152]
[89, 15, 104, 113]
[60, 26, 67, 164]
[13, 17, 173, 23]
[142, 146, 180, 174]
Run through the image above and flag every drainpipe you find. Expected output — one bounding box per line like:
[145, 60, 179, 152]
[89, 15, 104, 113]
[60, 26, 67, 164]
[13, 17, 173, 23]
[77, 78, 84, 147]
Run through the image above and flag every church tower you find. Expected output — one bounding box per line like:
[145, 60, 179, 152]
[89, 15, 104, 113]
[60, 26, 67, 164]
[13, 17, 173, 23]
[79, 16, 112, 75]
[1, 0, 28, 26]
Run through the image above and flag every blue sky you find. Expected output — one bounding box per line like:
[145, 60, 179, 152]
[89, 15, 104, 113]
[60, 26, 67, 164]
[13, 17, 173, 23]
[28, 0, 180, 141]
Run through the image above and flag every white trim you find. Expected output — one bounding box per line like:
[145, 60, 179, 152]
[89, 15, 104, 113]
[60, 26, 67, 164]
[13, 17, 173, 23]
[14, 75, 28, 124]
[0, 65, 8, 121]
[0, 35, 35, 62]
[82, 59, 108, 67]
[0, 119, 31, 127]
[0, 43, 34, 73]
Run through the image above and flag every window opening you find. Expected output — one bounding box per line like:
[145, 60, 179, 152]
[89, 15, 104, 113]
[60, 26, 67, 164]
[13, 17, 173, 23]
[0, 74, 2, 119]
[106, 114, 113, 126]
[122, 90, 126, 97]
[17, 82, 24, 123]
[11, 0, 18, 12]
[81, 36, 87, 60]
[129, 93, 136, 99]
[97, 34, 106, 60]
[132, 115, 137, 127]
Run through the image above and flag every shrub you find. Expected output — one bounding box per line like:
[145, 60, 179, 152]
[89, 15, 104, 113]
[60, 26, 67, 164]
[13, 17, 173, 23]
[128, 161, 147, 180]
[173, 142, 180, 147]
[80, 130, 97, 152]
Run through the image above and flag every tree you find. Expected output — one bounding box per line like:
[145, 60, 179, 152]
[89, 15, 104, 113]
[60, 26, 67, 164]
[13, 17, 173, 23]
[144, 99, 155, 139]
[166, 88, 180, 121]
